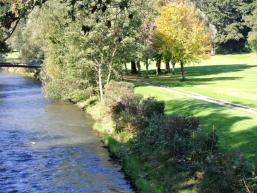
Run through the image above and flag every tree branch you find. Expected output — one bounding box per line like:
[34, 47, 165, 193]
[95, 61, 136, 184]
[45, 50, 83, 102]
[2, 18, 21, 42]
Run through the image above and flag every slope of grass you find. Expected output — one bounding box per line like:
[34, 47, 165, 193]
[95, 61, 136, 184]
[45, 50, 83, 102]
[136, 53, 257, 108]
[134, 84, 257, 164]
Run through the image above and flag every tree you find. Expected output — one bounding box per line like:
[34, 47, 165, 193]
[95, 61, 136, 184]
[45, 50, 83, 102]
[195, 0, 253, 53]
[153, 2, 211, 80]
[7, 0, 146, 103]
[70, 0, 144, 101]
[0, 0, 48, 51]
[247, 0, 257, 52]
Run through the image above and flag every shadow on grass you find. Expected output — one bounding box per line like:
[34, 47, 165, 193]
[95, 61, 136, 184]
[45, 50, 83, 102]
[137, 64, 257, 88]
[149, 76, 242, 87]
[184, 64, 255, 76]
[164, 98, 257, 163]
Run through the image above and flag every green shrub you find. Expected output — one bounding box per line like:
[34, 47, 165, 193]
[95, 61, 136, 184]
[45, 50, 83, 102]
[104, 81, 139, 109]
[166, 116, 200, 137]
[141, 97, 165, 118]
[114, 110, 138, 133]
[111, 93, 218, 168]
[199, 153, 257, 193]
[131, 114, 167, 157]
[111, 97, 141, 133]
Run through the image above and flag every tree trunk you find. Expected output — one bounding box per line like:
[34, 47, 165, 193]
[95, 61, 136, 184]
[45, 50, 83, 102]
[136, 61, 141, 74]
[107, 65, 112, 84]
[131, 60, 137, 74]
[171, 62, 175, 75]
[156, 58, 161, 76]
[180, 61, 185, 81]
[145, 58, 149, 78]
[165, 59, 171, 73]
[124, 63, 128, 74]
[121, 68, 124, 81]
[98, 65, 104, 102]
[211, 44, 216, 56]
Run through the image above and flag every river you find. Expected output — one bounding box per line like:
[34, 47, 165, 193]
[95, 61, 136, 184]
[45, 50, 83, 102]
[0, 72, 134, 193]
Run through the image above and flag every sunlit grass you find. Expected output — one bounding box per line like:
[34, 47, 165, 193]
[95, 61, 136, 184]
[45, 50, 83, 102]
[135, 53, 257, 108]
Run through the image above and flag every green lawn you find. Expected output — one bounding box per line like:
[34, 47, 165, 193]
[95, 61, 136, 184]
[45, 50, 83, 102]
[134, 84, 257, 164]
[138, 53, 257, 108]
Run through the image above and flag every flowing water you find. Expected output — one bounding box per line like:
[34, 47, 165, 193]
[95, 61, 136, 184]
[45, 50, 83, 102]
[0, 72, 134, 193]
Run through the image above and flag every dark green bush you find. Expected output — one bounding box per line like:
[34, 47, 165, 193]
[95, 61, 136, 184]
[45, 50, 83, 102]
[154, 116, 217, 171]
[131, 114, 167, 157]
[199, 153, 257, 193]
[172, 129, 218, 172]
[111, 98, 141, 133]
[141, 97, 165, 118]
[110, 92, 164, 133]
[166, 116, 200, 137]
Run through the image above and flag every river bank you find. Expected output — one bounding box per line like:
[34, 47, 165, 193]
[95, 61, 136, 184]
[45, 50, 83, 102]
[79, 82, 199, 193]
[85, 103, 165, 193]
[0, 67, 39, 78]
[81, 81, 257, 193]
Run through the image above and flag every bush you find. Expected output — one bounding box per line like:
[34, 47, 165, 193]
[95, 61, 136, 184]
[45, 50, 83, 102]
[199, 153, 257, 193]
[104, 81, 139, 109]
[153, 116, 218, 171]
[141, 97, 165, 118]
[111, 96, 165, 133]
[114, 110, 138, 133]
[111, 97, 142, 133]
[131, 114, 167, 157]
[111, 92, 218, 168]
[166, 116, 200, 138]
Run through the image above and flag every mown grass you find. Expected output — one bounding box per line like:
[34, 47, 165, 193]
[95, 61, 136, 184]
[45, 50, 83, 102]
[134, 84, 257, 164]
[136, 53, 257, 108]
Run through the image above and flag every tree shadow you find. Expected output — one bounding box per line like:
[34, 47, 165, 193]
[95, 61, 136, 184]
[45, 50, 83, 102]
[138, 64, 257, 88]
[148, 76, 242, 87]
[185, 64, 256, 76]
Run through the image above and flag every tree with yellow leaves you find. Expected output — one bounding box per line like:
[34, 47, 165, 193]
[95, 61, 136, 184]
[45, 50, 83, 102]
[153, 2, 211, 80]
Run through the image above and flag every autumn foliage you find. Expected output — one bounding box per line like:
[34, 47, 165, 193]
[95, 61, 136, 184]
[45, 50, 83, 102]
[152, 3, 211, 80]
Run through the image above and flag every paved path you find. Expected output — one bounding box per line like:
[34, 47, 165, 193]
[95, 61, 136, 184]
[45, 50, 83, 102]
[135, 79, 257, 115]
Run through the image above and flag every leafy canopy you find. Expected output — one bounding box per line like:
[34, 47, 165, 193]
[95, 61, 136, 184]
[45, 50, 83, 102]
[153, 3, 211, 65]
[195, 0, 253, 53]
[247, 0, 257, 52]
